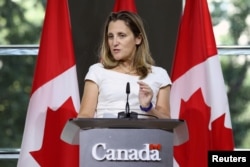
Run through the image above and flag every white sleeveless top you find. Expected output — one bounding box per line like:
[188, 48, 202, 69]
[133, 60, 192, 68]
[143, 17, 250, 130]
[85, 63, 171, 118]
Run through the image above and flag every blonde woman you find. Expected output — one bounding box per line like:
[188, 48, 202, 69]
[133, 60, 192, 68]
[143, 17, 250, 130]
[78, 11, 171, 119]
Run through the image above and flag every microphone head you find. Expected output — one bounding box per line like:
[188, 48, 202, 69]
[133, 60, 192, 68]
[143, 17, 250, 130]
[126, 82, 130, 94]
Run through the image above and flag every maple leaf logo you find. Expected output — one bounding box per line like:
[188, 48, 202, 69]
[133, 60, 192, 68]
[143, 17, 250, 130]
[174, 88, 234, 167]
[30, 97, 79, 167]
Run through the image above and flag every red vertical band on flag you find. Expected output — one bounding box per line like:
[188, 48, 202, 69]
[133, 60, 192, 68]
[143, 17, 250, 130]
[31, 0, 76, 93]
[113, 0, 137, 13]
[171, 0, 217, 82]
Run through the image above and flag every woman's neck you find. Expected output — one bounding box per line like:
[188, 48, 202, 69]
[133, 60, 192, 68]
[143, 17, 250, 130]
[116, 61, 137, 75]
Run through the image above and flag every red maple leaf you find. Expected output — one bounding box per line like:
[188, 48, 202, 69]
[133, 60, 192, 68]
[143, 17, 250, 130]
[30, 97, 79, 167]
[174, 88, 234, 167]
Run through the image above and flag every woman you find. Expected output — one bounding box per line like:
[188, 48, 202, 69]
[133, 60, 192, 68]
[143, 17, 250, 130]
[77, 11, 171, 119]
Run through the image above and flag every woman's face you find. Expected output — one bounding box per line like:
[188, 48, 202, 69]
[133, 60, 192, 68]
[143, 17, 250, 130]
[107, 20, 141, 62]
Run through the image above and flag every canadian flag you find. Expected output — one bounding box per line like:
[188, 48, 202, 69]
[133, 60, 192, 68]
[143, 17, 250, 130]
[17, 0, 80, 166]
[170, 0, 234, 167]
[113, 0, 137, 12]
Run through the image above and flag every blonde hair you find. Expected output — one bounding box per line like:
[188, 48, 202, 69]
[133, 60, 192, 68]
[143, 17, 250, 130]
[99, 11, 154, 79]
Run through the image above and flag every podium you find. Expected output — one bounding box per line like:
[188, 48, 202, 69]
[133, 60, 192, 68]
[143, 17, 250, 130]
[62, 118, 186, 167]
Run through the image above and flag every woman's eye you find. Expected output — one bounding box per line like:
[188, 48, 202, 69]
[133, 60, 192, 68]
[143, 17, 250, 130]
[107, 34, 113, 39]
[119, 34, 126, 38]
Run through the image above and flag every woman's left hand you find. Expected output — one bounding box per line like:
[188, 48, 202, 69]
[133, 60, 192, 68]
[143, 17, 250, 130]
[137, 81, 153, 108]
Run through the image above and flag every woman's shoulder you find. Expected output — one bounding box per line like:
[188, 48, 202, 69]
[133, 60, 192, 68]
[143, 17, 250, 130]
[151, 65, 168, 74]
[89, 62, 104, 71]
[85, 63, 104, 82]
[149, 65, 172, 86]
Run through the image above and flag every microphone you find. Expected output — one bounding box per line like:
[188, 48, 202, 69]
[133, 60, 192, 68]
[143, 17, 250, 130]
[125, 82, 130, 117]
[118, 82, 138, 119]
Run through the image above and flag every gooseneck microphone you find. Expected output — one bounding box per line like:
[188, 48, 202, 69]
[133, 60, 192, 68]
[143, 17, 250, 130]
[118, 82, 138, 119]
[125, 82, 130, 117]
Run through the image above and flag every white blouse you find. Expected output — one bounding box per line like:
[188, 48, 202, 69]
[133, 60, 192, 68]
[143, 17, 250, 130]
[85, 63, 171, 118]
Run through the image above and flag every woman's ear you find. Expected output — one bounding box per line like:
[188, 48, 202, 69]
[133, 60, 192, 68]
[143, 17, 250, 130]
[135, 34, 142, 45]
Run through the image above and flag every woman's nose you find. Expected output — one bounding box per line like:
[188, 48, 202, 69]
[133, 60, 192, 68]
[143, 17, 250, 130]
[112, 36, 119, 46]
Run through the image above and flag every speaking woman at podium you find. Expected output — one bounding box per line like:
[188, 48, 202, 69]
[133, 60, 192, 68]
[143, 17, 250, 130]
[77, 11, 171, 119]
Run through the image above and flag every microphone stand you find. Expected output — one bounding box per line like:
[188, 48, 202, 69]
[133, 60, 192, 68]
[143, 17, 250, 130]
[118, 82, 138, 119]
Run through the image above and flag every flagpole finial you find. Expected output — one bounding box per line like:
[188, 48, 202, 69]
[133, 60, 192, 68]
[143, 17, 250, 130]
[113, 0, 137, 13]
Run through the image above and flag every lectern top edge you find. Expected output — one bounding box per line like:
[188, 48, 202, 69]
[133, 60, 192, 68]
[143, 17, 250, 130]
[69, 118, 184, 132]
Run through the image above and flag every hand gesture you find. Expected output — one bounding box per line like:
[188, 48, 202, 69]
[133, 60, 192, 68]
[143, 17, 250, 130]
[137, 81, 153, 108]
